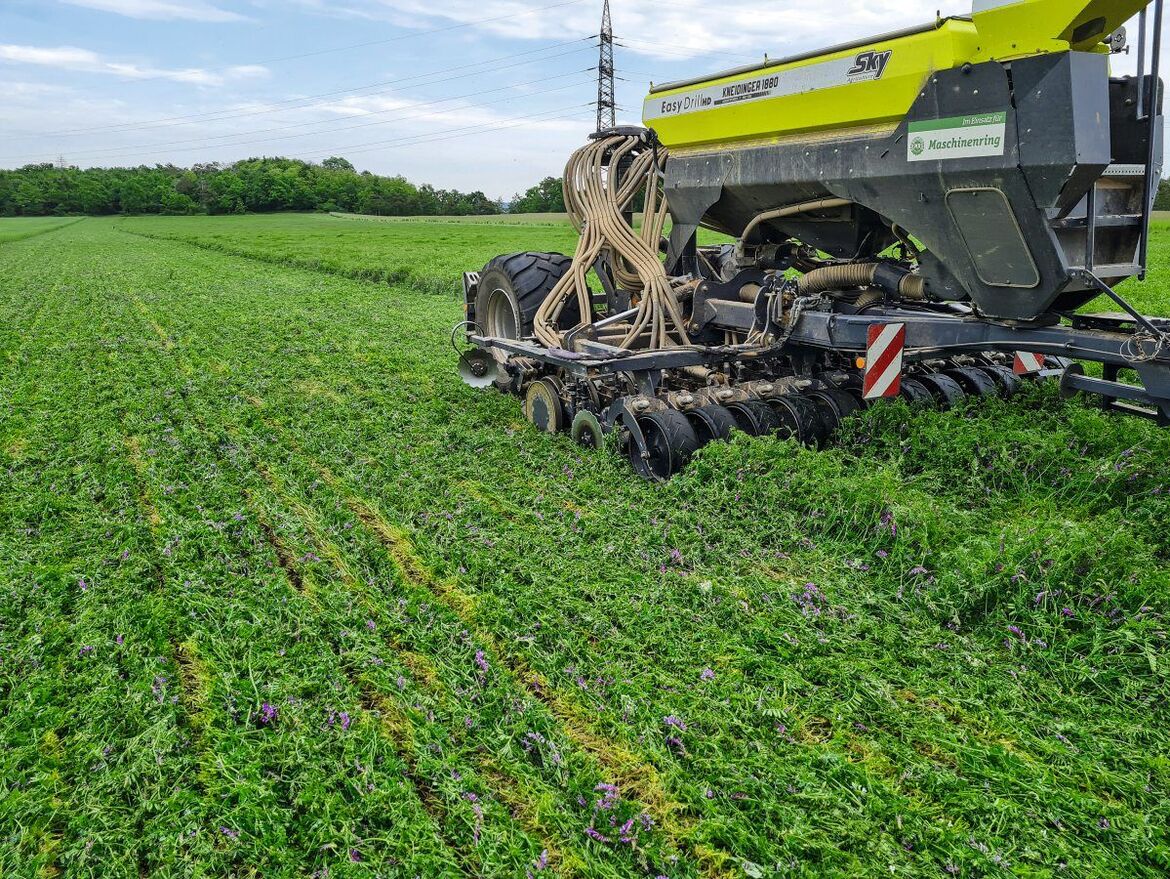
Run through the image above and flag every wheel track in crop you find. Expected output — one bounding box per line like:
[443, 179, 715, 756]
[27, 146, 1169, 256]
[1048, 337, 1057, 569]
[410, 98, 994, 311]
[120, 225, 455, 296]
[0, 217, 86, 247]
[118, 251, 758, 878]
[118, 287, 560, 874]
[115, 291, 478, 876]
[239, 397, 738, 878]
[252, 507, 484, 871]
[121, 429, 223, 872]
[0, 263, 198, 879]
[248, 471, 582, 877]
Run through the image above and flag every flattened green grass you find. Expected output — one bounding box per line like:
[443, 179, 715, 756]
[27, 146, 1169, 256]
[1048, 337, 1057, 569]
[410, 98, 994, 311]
[121, 212, 582, 295]
[120, 213, 730, 296]
[0, 216, 1168, 878]
[0, 216, 84, 244]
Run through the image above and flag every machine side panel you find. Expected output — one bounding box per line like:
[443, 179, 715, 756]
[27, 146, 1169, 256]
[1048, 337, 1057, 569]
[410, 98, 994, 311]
[664, 61, 1099, 320]
[644, 21, 977, 149]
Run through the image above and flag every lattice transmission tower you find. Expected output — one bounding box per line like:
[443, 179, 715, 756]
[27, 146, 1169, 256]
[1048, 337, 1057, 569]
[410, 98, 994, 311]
[596, 0, 616, 132]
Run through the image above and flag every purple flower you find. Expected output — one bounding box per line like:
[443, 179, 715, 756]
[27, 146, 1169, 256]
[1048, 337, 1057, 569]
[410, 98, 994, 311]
[876, 550, 889, 559]
[663, 715, 687, 732]
[585, 827, 611, 844]
[475, 650, 489, 674]
[219, 827, 240, 840]
[618, 817, 636, 844]
[79, 578, 89, 592]
[339, 711, 351, 731]
[365, 619, 376, 631]
[700, 668, 715, 682]
[1007, 625, 1025, 640]
[464, 792, 483, 843]
[259, 702, 278, 725]
[115, 635, 124, 646]
[349, 849, 362, 862]
[793, 582, 828, 617]
[78, 646, 95, 658]
[909, 566, 930, 576]
[669, 548, 683, 565]
[534, 849, 549, 871]
[1062, 607, 1076, 618]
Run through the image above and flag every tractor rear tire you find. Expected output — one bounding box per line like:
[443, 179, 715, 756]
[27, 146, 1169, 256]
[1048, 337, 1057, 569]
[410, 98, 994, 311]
[476, 252, 580, 339]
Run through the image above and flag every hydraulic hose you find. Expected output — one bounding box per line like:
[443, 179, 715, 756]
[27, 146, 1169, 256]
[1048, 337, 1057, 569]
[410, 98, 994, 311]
[739, 198, 852, 251]
[534, 134, 690, 351]
[796, 263, 927, 300]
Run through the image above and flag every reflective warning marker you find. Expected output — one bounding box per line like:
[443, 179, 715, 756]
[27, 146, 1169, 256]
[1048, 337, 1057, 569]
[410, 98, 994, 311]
[1013, 352, 1046, 375]
[863, 323, 907, 400]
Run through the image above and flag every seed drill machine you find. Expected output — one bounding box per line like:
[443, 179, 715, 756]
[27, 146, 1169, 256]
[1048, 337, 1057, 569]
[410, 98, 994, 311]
[459, 0, 1170, 480]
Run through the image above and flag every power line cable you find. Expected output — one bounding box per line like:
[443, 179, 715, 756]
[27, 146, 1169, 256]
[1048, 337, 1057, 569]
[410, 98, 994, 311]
[14, 74, 593, 165]
[29, 37, 597, 139]
[616, 36, 760, 62]
[285, 103, 593, 160]
[109, 0, 592, 85]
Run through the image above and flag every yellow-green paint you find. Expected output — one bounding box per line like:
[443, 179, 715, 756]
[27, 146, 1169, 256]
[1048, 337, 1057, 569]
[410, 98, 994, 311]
[644, 0, 1149, 150]
[972, 0, 1149, 59]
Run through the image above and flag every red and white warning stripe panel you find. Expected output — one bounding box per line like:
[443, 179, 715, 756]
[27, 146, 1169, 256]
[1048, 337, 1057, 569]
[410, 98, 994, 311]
[862, 322, 907, 400]
[1013, 352, 1046, 375]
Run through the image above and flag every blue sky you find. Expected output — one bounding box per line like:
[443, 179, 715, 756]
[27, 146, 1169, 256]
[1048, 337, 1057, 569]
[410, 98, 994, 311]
[0, 0, 1153, 197]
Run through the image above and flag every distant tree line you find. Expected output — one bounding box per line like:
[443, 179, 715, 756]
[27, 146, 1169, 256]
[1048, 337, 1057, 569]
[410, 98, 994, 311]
[0, 156, 510, 218]
[1155, 178, 1170, 211]
[508, 176, 565, 214]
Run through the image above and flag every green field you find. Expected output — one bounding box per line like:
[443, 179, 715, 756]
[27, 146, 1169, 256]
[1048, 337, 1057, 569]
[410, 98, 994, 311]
[0, 217, 84, 245]
[1, 214, 1168, 879]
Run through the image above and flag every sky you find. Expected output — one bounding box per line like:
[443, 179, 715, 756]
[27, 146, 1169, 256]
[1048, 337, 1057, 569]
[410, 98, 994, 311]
[0, 0, 1158, 197]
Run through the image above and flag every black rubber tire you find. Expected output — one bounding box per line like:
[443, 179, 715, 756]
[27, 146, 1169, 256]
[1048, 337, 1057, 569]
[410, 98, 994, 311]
[916, 373, 968, 408]
[979, 365, 1021, 397]
[726, 400, 784, 437]
[771, 395, 830, 447]
[807, 389, 863, 436]
[899, 378, 935, 405]
[685, 405, 739, 446]
[630, 410, 700, 481]
[946, 367, 1000, 398]
[475, 252, 579, 339]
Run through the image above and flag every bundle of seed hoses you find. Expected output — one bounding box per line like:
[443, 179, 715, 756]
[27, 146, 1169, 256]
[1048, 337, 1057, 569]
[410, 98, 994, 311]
[533, 134, 691, 350]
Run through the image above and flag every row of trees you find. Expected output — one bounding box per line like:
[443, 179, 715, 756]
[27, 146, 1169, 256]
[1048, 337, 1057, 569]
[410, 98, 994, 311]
[0, 157, 530, 217]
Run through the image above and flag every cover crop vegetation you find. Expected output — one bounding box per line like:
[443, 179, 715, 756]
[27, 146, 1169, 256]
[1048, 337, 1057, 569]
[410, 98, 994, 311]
[0, 215, 1167, 879]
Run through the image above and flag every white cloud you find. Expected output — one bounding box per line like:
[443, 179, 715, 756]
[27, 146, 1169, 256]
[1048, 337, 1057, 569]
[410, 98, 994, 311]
[288, 0, 974, 61]
[57, 0, 246, 22]
[0, 44, 268, 86]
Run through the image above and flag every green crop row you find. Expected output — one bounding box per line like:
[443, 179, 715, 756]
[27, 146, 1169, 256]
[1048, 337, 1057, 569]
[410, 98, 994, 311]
[1, 216, 1167, 878]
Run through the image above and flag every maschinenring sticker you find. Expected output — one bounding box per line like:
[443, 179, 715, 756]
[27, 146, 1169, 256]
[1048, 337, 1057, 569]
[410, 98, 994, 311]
[907, 111, 1008, 162]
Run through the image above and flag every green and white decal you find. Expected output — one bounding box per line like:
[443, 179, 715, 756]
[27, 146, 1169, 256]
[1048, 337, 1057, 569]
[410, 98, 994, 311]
[907, 111, 1008, 162]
